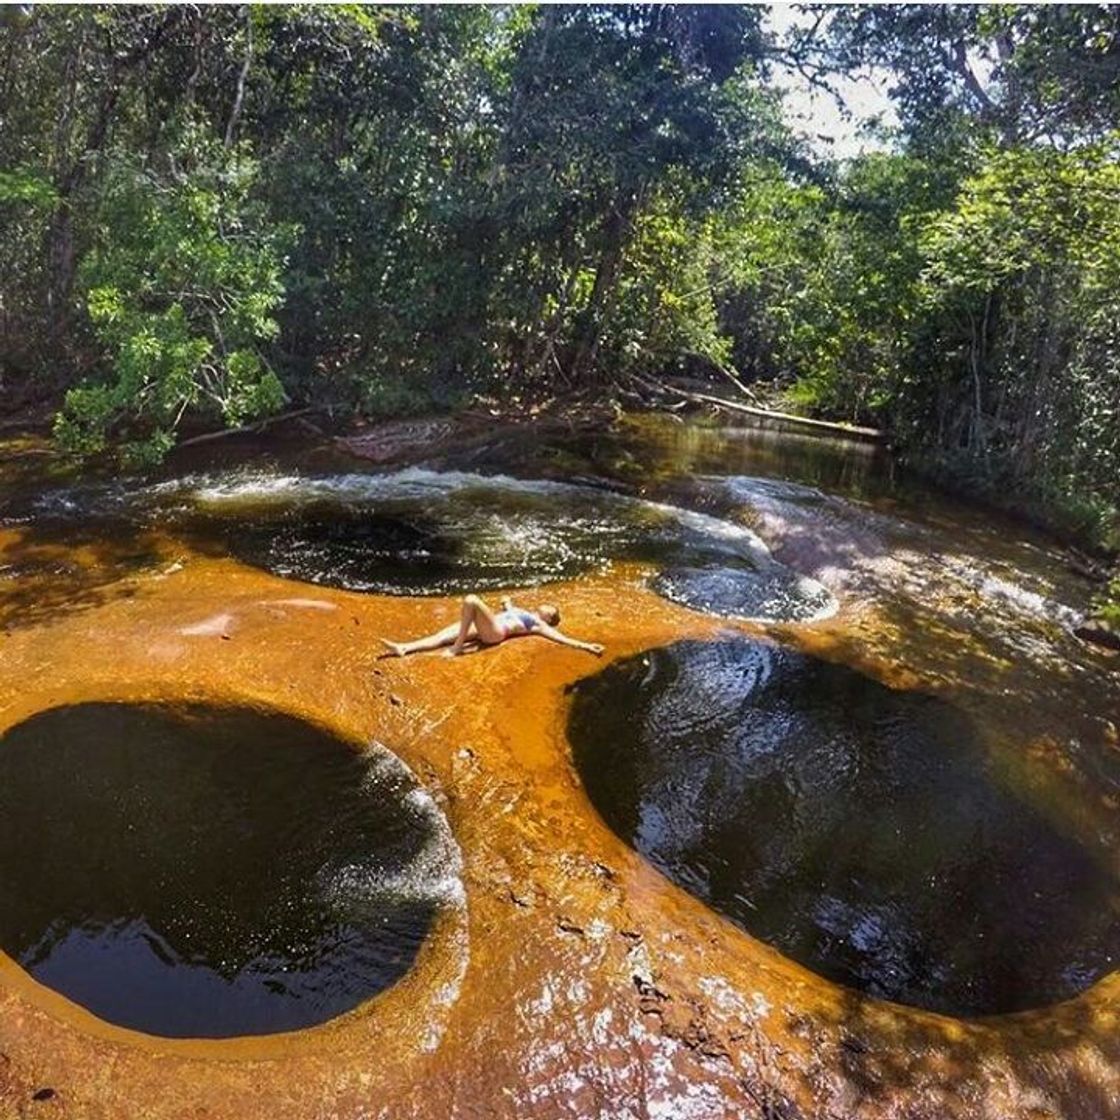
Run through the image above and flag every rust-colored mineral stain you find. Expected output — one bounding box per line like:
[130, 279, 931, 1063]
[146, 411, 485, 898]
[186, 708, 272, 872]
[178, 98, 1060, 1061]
[2, 424, 1119, 1119]
[0, 552, 1117, 1119]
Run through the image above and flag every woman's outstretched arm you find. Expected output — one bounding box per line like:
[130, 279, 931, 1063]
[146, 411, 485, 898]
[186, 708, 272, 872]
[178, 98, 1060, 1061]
[534, 622, 603, 656]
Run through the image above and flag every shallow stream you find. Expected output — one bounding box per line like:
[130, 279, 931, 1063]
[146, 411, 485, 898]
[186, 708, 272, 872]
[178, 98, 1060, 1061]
[1, 413, 1118, 1071]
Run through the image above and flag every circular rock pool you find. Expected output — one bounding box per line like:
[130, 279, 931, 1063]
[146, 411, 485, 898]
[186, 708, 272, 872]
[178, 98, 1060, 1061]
[0, 703, 461, 1038]
[567, 638, 1120, 1016]
[157, 469, 837, 623]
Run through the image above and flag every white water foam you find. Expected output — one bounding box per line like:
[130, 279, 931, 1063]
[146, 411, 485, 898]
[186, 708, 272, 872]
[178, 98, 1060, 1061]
[179, 467, 770, 556]
[151, 467, 836, 621]
[323, 743, 466, 914]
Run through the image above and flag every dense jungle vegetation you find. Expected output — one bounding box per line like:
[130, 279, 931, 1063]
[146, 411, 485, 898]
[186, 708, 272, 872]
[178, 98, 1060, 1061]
[1, 5, 1118, 555]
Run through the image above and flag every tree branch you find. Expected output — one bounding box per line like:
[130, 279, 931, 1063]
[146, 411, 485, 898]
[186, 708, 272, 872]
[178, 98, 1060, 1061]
[224, 6, 253, 149]
[951, 36, 996, 118]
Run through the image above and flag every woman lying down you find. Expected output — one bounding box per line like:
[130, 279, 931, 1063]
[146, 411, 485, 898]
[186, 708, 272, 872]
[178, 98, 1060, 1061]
[380, 594, 604, 658]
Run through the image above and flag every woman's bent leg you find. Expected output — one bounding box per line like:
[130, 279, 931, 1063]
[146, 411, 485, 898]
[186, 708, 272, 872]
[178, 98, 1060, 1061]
[452, 595, 504, 654]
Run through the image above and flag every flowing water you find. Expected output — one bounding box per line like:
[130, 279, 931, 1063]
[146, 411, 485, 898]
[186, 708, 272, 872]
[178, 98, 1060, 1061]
[2, 464, 837, 623]
[163, 468, 837, 622]
[0, 703, 460, 1038]
[1, 414, 1118, 1029]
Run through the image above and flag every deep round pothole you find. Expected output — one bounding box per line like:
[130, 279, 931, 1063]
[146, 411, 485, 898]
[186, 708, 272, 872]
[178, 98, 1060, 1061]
[0, 703, 461, 1039]
[156, 469, 836, 622]
[567, 637, 1120, 1017]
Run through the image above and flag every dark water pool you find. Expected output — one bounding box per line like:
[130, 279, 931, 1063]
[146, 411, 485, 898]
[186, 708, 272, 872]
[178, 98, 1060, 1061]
[155, 469, 837, 622]
[0, 703, 460, 1038]
[568, 637, 1120, 1016]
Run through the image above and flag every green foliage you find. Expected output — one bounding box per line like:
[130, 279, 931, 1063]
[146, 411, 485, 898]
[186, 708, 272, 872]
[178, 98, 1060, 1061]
[0, 168, 58, 209]
[0, 5, 778, 441]
[1094, 574, 1120, 629]
[55, 121, 289, 463]
[913, 138, 1120, 512]
[481, 6, 773, 386]
[597, 192, 731, 380]
[726, 133, 1120, 542]
[815, 4, 1120, 144]
[708, 152, 957, 423]
[0, 0, 1115, 552]
[0, 169, 61, 375]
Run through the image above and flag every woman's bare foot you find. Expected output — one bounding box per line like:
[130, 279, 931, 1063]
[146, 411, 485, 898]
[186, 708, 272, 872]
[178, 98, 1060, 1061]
[379, 639, 405, 657]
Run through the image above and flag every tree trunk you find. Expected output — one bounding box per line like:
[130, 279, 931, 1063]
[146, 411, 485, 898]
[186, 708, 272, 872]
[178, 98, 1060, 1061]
[569, 194, 636, 385]
[224, 7, 253, 149]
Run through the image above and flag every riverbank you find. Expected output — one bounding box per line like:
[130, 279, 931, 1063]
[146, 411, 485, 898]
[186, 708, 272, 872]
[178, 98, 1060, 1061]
[614, 386, 1120, 648]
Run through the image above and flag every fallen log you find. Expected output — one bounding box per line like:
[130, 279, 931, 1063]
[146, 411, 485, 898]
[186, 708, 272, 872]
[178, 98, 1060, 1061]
[175, 407, 319, 449]
[636, 375, 884, 444]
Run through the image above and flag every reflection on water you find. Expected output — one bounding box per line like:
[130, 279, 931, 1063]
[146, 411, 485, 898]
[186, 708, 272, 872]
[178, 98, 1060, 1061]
[568, 637, 1120, 1016]
[652, 563, 835, 624]
[439, 416, 890, 496]
[0, 703, 461, 1038]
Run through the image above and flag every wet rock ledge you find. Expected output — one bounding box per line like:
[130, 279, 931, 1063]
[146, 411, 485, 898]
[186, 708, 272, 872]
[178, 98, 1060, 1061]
[0, 541, 1118, 1119]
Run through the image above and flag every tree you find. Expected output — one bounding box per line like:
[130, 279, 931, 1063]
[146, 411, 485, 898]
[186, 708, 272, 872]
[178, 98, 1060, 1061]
[807, 4, 1120, 146]
[54, 120, 289, 465]
[486, 5, 771, 385]
[916, 138, 1120, 527]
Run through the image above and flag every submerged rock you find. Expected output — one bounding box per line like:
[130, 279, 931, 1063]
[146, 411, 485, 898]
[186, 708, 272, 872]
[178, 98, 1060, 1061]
[3, 415, 1120, 1118]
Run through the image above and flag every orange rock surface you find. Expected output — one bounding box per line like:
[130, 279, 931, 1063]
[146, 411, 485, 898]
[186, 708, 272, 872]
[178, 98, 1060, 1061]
[1, 543, 1119, 1120]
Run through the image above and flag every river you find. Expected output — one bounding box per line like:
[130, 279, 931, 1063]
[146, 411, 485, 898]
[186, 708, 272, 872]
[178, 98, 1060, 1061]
[0, 413, 1117, 1119]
